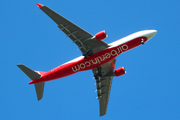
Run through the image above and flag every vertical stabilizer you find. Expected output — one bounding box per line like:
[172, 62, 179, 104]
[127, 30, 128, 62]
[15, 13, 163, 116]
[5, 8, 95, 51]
[35, 83, 45, 101]
[17, 64, 45, 101]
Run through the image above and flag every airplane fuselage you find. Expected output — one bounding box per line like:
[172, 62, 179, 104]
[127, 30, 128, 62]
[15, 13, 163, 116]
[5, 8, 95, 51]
[29, 30, 156, 84]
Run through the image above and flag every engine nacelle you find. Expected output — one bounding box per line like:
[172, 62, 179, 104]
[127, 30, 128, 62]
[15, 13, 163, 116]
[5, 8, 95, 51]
[114, 67, 126, 77]
[95, 30, 107, 41]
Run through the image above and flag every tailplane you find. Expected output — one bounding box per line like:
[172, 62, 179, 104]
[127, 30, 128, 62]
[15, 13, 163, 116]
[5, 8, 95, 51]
[17, 64, 41, 80]
[17, 64, 45, 101]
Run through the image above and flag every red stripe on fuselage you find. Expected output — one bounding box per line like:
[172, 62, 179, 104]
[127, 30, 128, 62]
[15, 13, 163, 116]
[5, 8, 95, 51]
[29, 36, 147, 84]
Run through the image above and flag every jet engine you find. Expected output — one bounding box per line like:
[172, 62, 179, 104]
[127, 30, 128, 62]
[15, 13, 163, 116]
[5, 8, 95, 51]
[95, 30, 107, 41]
[114, 67, 126, 77]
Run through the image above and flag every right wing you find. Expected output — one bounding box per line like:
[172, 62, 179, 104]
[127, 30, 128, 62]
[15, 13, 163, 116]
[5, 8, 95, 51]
[38, 4, 109, 54]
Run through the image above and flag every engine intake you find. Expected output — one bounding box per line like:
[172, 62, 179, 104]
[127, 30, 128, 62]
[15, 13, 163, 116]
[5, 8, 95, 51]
[114, 67, 126, 77]
[95, 30, 107, 41]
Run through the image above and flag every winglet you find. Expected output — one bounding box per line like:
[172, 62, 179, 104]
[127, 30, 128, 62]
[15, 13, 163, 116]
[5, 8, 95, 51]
[37, 3, 43, 8]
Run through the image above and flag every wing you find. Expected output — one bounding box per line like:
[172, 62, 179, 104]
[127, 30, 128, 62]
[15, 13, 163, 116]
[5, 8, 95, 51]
[92, 59, 116, 116]
[39, 5, 109, 54]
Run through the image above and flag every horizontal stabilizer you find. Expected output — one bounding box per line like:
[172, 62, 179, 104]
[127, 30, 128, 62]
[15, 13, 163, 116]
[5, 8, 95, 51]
[17, 64, 41, 80]
[17, 64, 45, 101]
[35, 83, 45, 101]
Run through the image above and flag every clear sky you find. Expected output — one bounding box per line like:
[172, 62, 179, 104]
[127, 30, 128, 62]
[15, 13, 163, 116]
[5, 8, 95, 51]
[1, 0, 180, 120]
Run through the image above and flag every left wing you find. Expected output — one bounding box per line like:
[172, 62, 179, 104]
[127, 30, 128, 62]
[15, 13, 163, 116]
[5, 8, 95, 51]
[92, 59, 116, 116]
[38, 4, 109, 54]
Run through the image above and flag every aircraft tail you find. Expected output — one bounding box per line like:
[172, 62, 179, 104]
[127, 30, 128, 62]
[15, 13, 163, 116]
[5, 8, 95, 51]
[17, 64, 45, 101]
[34, 82, 45, 101]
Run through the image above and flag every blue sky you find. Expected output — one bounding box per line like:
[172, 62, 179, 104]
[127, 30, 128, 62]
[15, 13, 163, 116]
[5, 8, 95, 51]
[1, 0, 180, 119]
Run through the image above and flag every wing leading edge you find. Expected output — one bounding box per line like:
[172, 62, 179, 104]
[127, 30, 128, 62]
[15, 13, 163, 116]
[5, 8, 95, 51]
[92, 59, 116, 116]
[38, 4, 109, 54]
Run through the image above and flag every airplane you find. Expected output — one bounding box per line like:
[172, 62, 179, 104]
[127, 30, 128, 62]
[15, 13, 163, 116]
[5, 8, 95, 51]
[17, 3, 157, 117]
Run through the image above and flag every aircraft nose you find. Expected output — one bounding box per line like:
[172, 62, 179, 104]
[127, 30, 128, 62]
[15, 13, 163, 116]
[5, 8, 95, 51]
[146, 30, 157, 40]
